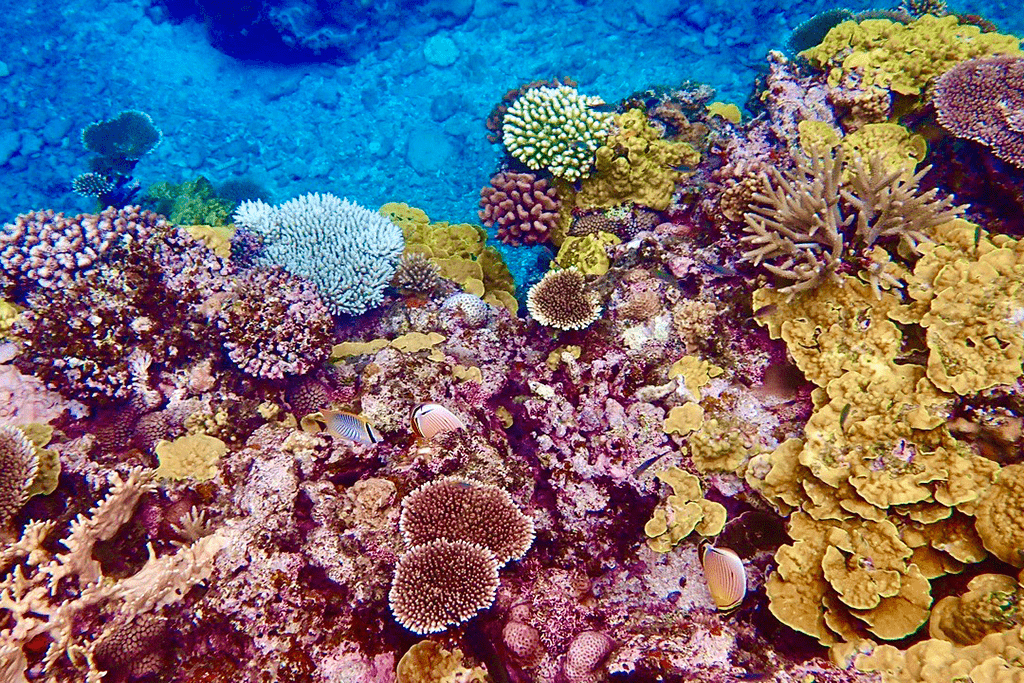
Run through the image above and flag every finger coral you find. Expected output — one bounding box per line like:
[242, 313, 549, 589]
[526, 267, 602, 330]
[501, 85, 614, 182]
[388, 538, 500, 635]
[399, 477, 535, 565]
[479, 171, 561, 246]
[232, 193, 405, 315]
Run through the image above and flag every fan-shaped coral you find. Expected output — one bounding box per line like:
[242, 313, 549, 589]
[399, 477, 534, 565]
[526, 267, 602, 331]
[388, 538, 500, 635]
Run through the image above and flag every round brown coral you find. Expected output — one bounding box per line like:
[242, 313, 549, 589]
[400, 477, 534, 566]
[93, 612, 168, 679]
[391, 253, 441, 295]
[479, 171, 561, 246]
[389, 539, 500, 635]
[0, 425, 37, 537]
[526, 267, 601, 331]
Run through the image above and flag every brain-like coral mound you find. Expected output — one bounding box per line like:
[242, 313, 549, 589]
[501, 85, 614, 181]
[479, 171, 561, 246]
[215, 266, 332, 379]
[388, 538, 500, 635]
[526, 267, 602, 330]
[933, 55, 1024, 169]
[399, 477, 535, 565]
[233, 193, 405, 315]
[93, 612, 168, 680]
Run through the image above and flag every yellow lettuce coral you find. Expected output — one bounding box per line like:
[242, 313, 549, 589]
[903, 220, 1024, 395]
[929, 573, 1023, 646]
[154, 434, 226, 482]
[797, 121, 928, 177]
[801, 15, 1023, 96]
[644, 467, 727, 552]
[555, 232, 620, 276]
[668, 355, 723, 401]
[576, 108, 700, 211]
[973, 463, 1024, 567]
[396, 641, 487, 683]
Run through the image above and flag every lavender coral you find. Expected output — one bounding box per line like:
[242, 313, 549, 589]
[232, 193, 405, 315]
[215, 266, 333, 379]
[933, 55, 1024, 169]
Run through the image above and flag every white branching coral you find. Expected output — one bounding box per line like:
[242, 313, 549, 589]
[0, 467, 230, 682]
[233, 193, 405, 315]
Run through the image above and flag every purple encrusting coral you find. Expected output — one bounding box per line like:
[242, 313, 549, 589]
[4, 9, 1024, 683]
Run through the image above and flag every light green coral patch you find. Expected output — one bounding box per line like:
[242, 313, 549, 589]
[501, 85, 614, 182]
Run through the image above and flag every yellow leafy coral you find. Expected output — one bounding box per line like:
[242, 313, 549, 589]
[576, 108, 700, 211]
[929, 573, 1024, 646]
[901, 220, 1024, 395]
[396, 641, 487, 683]
[973, 464, 1024, 568]
[644, 467, 726, 553]
[154, 434, 227, 482]
[801, 15, 1023, 96]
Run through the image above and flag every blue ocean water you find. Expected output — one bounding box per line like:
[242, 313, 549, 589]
[1, 0, 1021, 226]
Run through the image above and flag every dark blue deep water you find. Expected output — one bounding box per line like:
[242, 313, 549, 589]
[1, 0, 1022, 225]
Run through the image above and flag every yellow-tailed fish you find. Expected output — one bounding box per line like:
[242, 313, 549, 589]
[410, 402, 466, 440]
[701, 545, 747, 612]
[321, 410, 383, 445]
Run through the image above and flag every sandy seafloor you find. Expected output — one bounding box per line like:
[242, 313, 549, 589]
[0, 0, 1020, 223]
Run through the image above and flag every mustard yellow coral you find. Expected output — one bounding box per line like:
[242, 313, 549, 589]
[904, 220, 1024, 395]
[930, 573, 1024, 646]
[974, 464, 1024, 568]
[644, 467, 727, 553]
[576, 108, 700, 211]
[801, 15, 1023, 96]
[396, 641, 487, 683]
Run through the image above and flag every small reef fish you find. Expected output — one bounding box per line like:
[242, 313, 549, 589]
[411, 402, 466, 441]
[701, 545, 747, 612]
[586, 99, 618, 113]
[321, 410, 383, 445]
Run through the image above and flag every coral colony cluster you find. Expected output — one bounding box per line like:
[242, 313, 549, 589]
[4, 7, 1024, 683]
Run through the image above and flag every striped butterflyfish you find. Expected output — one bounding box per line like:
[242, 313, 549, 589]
[701, 545, 747, 612]
[321, 410, 383, 445]
[410, 402, 466, 440]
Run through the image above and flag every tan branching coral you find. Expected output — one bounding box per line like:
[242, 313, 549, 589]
[741, 149, 964, 297]
[644, 467, 727, 553]
[0, 468, 229, 681]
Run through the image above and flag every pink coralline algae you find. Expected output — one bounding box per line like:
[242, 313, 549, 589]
[933, 55, 1024, 169]
[479, 171, 561, 245]
[216, 266, 333, 379]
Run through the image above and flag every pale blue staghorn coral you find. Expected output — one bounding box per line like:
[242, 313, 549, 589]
[233, 193, 405, 315]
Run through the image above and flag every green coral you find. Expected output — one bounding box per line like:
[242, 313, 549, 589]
[501, 85, 614, 182]
[555, 232, 620, 276]
[801, 15, 1022, 96]
[144, 176, 234, 226]
[798, 120, 928, 177]
[577, 108, 700, 211]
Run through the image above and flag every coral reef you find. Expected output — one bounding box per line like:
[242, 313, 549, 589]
[479, 171, 561, 246]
